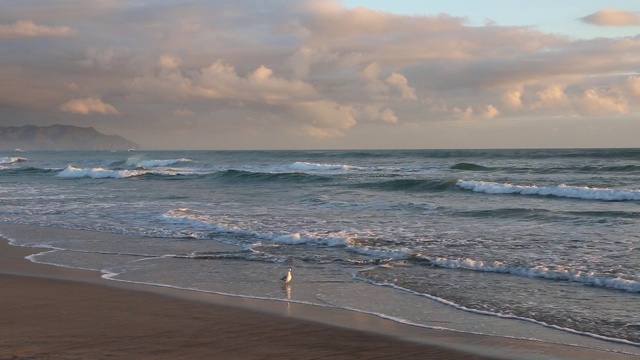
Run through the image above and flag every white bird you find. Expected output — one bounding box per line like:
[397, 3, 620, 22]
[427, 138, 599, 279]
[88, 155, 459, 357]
[281, 268, 292, 284]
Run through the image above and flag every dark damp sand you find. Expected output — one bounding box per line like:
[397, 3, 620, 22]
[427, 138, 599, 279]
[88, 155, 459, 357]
[0, 239, 636, 360]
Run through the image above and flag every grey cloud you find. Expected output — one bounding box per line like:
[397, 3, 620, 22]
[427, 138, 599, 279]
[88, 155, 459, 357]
[0, 20, 76, 39]
[1, 0, 639, 149]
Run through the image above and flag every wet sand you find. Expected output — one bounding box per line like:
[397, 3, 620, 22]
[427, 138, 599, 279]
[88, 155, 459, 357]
[1, 239, 636, 360]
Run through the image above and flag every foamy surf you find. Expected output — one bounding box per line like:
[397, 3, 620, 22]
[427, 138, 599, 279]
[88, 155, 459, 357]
[456, 180, 640, 201]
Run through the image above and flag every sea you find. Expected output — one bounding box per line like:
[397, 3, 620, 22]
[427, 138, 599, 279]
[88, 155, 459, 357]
[1, 148, 639, 355]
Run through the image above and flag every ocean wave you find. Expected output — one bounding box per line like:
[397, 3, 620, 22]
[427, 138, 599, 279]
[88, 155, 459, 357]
[456, 180, 640, 201]
[161, 208, 350, 247]
[209, 169, 332, 183]
[416, 255, 640, 293]
[578, 164, 640, 173]
[355, 178, 458, 192]
[283, 161, 357, 172]
[56, 165, 150, 179]
[450, 162, 492, 171]
[0, 156, 28, 164]
[0, 166, 57, 175]
[125, 157, 191, 168]
[161, 209, 413, 263]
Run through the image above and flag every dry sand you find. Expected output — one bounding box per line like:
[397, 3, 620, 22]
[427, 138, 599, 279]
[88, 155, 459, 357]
[1, 239, 637, 360]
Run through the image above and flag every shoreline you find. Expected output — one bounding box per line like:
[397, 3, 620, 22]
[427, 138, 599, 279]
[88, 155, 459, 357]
[1, 238, 637, 360]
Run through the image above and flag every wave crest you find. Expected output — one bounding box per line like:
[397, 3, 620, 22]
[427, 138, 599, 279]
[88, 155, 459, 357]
[450, 162, 491, 171]
[56, 165, 150, 179]
[286, 161, 355, 172]
[125, 157, 191, 168]
[456, 180, 640, 201]
[417, 255, 640, 292]
[161, 208, 351, 247]
[0, 156, 28, 164]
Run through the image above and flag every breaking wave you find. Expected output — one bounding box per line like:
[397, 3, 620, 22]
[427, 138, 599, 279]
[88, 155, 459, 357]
[414, 255, 640, 293]
[0, 156, 28, 164]
[456, 180, 640, 201]
[125, 157, 191, 168]
[56, 165, 151, 179]
[161, 208, 351, 247]
[283, 161, 358, 172]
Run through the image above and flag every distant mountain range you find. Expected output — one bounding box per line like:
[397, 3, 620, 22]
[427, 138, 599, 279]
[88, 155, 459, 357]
[0, 125, 139, 151]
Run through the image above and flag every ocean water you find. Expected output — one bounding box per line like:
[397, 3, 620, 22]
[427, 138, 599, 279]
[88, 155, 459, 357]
[1, 149, 639, 353]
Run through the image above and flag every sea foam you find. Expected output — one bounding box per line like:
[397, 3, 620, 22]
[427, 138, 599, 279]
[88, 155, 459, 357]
[0, 156, 28, 164]
[457, 180, 640, 201]
[161, 208, 352, 247]
[422, 255, 640, 292]
[56, 165, 149, 179]
[283, 162, 357, 172]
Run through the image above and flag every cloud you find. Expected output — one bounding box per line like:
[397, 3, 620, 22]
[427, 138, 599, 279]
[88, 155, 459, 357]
[0, 20, 76, 39]
[78, 47, 128, 69]
[358, 104, 398, 124]
[295, 1, 563, 65]
[501, 89, 523, 111]
[129, 56, 317, 104]
[173, 108, 195, 117]
[532, 85, 571, 110]
[288, 100, 357, 138]
[626, 76, 640, 98]
[59, 97, 119, 115]
[480, 105, 500, 119]
[581, 9, 640, 26]
[1, 0, 640, 149]
[360, 63, 416, 101]
[572, 89, 628, 116]
[452, 106, 474, 121]
[385, 73, 417, 101]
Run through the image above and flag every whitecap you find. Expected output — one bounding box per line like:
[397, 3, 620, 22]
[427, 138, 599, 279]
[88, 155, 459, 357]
[56, 165, 149, 179]
[456, 180, 640, 201]
[423, 255, 640, 292]
[0, 156, 28, 164]
[125, 157, 191, 168]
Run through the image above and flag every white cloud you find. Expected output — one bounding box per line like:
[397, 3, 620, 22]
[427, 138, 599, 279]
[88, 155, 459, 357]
[385, 73, 417, 101]
[573, 89, 628, 116]
[360, 63, 416, 101]
[453, 106, 474, 121]
[581, 9, 640, 27]
[0, 20, 76, 39]
[59, 97, 119, 115]
[480, 105, 500, 119]
[360, 62, 389, 100]
[501, 89, 523, 111]
[129, 56, 318, 104]
[532, 86, 571, 110]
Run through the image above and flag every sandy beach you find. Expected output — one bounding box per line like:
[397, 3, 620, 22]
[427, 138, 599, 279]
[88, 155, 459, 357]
[1, 239, 637, 360]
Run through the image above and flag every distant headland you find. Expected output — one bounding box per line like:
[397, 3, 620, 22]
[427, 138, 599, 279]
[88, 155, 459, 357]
[0, 125, 139, 151]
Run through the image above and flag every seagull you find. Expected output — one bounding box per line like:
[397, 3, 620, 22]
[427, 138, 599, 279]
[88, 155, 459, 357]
[281, 268, 292, 284]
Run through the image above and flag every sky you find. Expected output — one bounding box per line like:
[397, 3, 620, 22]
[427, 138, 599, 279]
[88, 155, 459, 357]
[0, 0, 639, 150]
